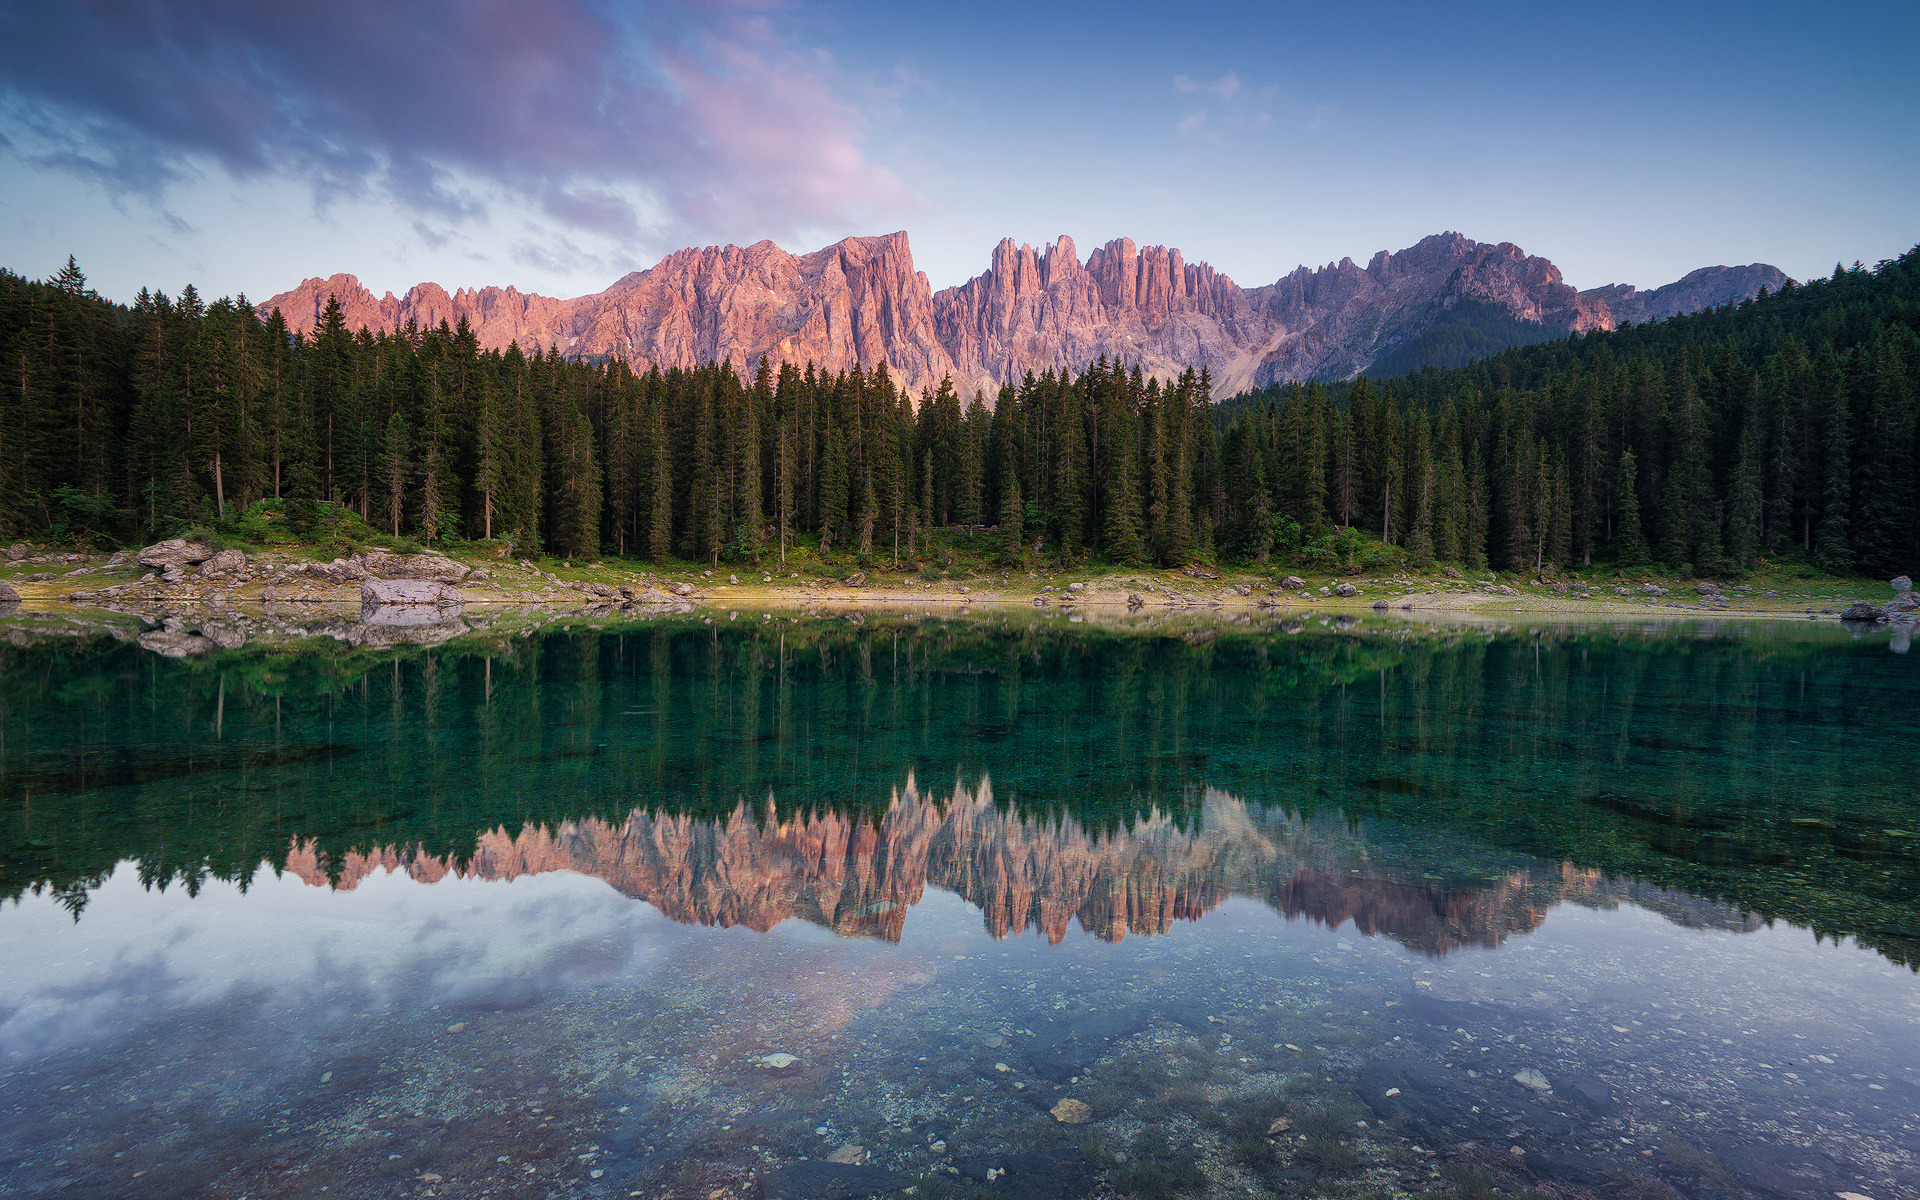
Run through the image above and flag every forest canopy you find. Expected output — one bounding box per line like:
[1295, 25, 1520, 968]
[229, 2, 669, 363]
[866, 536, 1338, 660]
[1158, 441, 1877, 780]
[1, 247, 1915, 577]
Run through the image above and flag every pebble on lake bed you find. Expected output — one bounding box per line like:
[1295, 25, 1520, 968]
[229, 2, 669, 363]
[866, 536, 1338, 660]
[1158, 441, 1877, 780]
[1513, 1068, 1551, 1090]
[757, 1052, 799, 1070]
[1050, 1098, 1092, 1123]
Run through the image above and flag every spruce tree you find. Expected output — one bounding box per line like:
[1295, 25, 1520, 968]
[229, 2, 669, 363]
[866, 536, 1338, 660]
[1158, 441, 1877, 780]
[646, 385, 673, 563]
[1725, 406, 1764, 571]
[381, 408, 409, 535]
[818, 423, 848, 558]
[1612, 450, 1650, 568]
[1001, 470, 1024, 567]
[1813, 347, 1852, 571]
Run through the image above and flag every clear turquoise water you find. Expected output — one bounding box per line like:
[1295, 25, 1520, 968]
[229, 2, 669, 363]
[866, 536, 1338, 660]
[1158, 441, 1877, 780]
[2, 607, 1917, 1200]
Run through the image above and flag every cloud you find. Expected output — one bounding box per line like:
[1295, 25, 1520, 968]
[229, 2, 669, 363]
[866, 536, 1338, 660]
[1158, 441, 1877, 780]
[1169, 71, 1314, 142]
[0, 0, 918, 254]
[1173, 71, 1242, 101]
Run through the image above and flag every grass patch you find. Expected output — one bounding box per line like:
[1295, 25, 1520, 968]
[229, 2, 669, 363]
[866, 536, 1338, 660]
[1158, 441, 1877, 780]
[1297, 1135, 1361, 1174]
[1101, 1130, 1208, 1200]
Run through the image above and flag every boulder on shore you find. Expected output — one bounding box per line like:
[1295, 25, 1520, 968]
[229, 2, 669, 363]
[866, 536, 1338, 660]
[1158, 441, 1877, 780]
[361, 579, 463, 608]
[199, 548, 246, 575]
[358, 549, 468, 584]
[1333, 581, 1359, 597]
[136, 538, 216, 572]
[0, 581, 18, 604]
[1839, 600, 1885, 622]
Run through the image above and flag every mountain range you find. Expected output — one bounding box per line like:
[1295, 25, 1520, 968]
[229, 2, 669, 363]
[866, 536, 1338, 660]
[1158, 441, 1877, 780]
[260, 232, 1787, 398]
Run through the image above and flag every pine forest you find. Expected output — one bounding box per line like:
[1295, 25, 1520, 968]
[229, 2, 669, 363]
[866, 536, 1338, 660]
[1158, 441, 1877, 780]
[1, 247, 1915, 577]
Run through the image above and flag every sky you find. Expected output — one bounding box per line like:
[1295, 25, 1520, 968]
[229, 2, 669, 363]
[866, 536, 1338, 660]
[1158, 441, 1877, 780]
[0, 0, 1915, 306]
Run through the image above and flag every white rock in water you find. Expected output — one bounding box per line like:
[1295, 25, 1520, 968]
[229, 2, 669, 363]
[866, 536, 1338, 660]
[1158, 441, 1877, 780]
[1513, 1068, 1551, 1091]
[758, 1052, 799, 1070]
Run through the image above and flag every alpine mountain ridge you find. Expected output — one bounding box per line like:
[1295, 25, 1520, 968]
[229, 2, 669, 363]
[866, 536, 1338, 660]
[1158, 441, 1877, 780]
[262, 232, 1788, 399]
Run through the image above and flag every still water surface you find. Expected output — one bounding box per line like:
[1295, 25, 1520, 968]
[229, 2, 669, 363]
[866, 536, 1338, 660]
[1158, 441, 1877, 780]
[2, 608, 1916, 1200]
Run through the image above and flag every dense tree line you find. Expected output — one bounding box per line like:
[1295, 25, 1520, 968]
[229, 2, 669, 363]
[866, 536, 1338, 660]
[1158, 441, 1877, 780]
[2, 247, 1915, 574]
[1219, 247, 1920, 575]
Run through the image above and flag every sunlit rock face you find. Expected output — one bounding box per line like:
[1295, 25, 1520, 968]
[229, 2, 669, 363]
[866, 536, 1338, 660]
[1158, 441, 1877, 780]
[260, 232, 1784, 399]
[284, 782, 1760, 952]
[261, 233, 960, 397]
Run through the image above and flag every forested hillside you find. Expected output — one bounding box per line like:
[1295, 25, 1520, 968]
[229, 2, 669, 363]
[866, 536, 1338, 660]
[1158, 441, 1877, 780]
[1, 248, 1914, 577]
[1358, 296, 1561, 378]
[1219, 250, 1919, 576]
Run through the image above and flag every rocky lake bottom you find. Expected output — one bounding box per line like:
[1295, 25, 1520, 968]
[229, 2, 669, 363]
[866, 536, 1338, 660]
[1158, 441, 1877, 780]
[1, 609, 1916, 1200]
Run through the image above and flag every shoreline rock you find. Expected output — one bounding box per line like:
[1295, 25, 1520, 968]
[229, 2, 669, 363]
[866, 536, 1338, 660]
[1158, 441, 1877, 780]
[361, 579, 464, 608]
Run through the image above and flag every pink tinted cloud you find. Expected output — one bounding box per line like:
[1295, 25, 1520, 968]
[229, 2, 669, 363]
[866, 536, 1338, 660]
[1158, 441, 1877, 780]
[0, 0, 917, 248]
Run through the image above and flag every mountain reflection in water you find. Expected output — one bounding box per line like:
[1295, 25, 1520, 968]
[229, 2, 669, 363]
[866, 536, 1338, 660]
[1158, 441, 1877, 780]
[5, 606, 1914, 965]
[286, 785, 1763, 955]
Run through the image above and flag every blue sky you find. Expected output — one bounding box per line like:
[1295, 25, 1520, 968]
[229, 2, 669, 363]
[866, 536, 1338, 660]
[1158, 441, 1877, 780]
[1, 0, 1914, 305]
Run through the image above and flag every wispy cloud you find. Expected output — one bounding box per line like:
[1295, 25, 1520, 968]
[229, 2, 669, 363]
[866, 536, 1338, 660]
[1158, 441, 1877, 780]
[1174, 71, 1242, 101]
[1169, 70, 1317, 143]
[0, 0, 919, 257]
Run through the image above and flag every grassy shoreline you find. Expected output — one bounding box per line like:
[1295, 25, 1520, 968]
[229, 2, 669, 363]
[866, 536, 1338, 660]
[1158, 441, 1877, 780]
[1, 535, 1898, 624]
[10, 492, 1906, 622]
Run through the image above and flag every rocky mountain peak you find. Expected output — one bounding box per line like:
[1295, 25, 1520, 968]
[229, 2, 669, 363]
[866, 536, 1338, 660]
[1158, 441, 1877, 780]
[260, 231, 1787, 397]
[1581, 263, 1790, 325]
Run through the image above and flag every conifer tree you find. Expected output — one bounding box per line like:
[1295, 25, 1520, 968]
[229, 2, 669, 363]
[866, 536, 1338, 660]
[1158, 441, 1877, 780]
[1547, 454, 1572, 569]
[1612, 450, 1650, 568]
[1465, 449, 1489, 570]
[646, 383, 673, 563]
[736, 360, 768, 556]
[1813, 347, 1852, 571]
[381, 408, 409, 535]
[818, 422, 848, 558]
[1001, 470, 1024, 567]
[774, 364, 798, 564]
[1725, 402, 1764, 570]
[1851, 330, 1917, 573]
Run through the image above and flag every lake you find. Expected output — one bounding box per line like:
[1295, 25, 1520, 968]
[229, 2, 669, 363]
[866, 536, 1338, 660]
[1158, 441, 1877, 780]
[2, 605, 1916, 1200]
